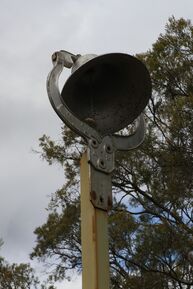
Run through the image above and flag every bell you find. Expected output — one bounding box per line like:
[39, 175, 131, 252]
[61, 53, 151, 136]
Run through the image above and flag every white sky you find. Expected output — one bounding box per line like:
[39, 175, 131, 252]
[0, 0, 193, 288]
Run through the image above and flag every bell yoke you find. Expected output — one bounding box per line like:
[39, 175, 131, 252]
[47, 50, 151, 210]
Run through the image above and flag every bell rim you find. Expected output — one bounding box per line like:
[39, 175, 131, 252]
[61, 53, 152, 135]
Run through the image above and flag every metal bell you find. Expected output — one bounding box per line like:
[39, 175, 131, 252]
[61, 53, 151, 136]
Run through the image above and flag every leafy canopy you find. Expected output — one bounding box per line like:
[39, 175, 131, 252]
[31, 17, 193, 289]
[0, 241, 56, 289]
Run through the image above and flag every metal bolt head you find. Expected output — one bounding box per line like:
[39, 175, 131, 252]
[90, 138, 98, 148]
[105, 144, 113, 154]
[98, 158, 106, 169]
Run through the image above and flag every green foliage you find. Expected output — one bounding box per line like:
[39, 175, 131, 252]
[0, 241, 56, 289]
[32, 17, 193, 288]
[31, 190, 81, 281]
[0, 257, 38, 289]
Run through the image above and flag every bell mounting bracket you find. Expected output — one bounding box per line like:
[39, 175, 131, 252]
[47, 50, 145, 211]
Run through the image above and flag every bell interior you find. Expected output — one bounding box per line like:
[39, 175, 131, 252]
[61, 53, 151, 136]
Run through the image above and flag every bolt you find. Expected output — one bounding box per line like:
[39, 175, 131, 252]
[99, 159, 105, 169]
[91, 138, 98, 148]
[105, 144, 113, 154]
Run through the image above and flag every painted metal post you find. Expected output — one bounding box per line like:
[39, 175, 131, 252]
[80, 151, 110, 289]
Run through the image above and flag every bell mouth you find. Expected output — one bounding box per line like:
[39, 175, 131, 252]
[61, 53, 151, 136]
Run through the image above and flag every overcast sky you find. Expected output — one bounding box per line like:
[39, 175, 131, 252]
[0, 0, 193, 288]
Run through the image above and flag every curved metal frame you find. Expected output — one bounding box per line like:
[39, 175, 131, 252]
[47, 50, 145, 152]
[112, 114, 145, 151]
[47, 50, 146, 210]
[47, 51, 101, 143]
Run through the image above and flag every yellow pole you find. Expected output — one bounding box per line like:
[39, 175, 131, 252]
[80, 151, 110, 289]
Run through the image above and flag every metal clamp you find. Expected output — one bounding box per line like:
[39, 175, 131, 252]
[88, 136, 115, 174]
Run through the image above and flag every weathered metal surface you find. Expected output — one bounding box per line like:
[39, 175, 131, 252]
[112, 114, 145, 151]
[88, 135, 114, 174]
[47, 50, 149, 209]
[89, 164, 112, 211]
[62, 53, 151, 136]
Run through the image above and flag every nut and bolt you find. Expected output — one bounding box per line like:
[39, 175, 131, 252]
[99, 158, 106, 169]
[105, 144, 113, 154]
[91, 138, 98, 148]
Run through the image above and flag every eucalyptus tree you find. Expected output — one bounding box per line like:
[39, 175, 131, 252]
[31, 17, 193, 289]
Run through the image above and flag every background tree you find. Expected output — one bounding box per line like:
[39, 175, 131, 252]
[0, 240, 55, 289]
[0, 258, 39, 289]
[31, 17, 193, 289]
